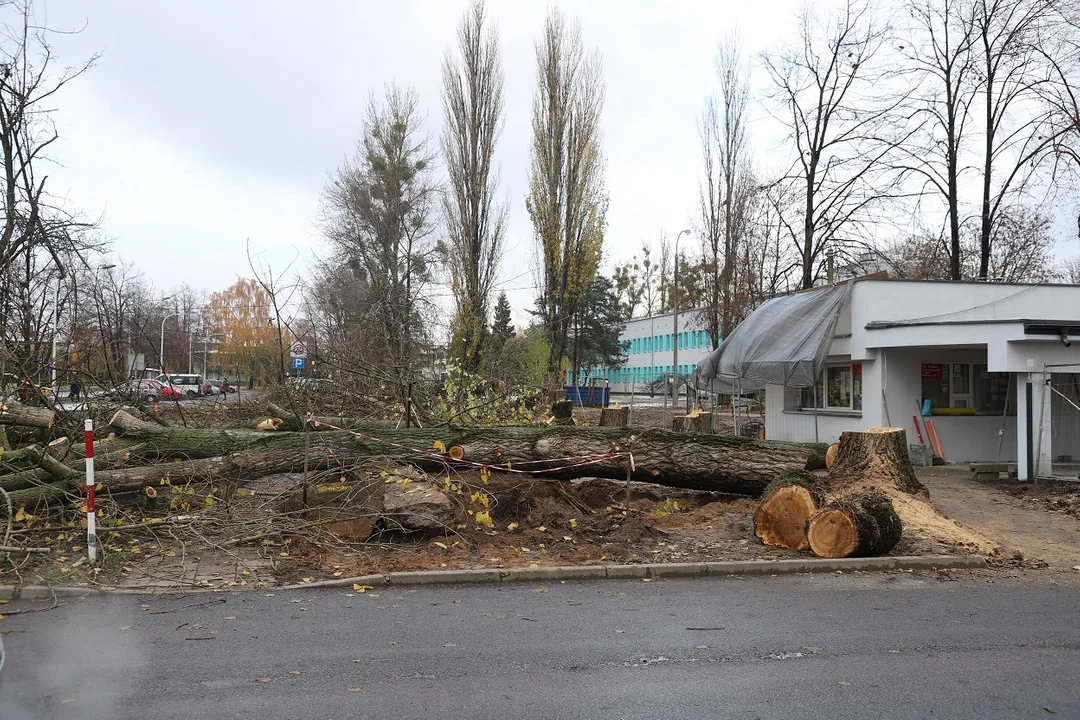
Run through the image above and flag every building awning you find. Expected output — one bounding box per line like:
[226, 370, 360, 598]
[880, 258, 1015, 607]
[694, 284, 853, 392]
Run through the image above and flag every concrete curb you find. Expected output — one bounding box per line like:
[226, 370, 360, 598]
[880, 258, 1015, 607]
[280, 554, 987, 591]
[0, 555, 986, 599]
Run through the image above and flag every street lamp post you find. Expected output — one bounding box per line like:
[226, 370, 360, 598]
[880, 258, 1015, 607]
[671, 229, 691, 422]
[160, 312, 178, 373]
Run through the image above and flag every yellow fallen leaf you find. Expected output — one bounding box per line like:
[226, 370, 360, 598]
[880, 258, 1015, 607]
[0, 599, 8, 605]
[474, 510, 493, 528]
[506, 522, 519, 532]
[203, 496, 214, 508]
[433, 541, 448, 549]
[353, 584, 374, 592]
[236, 488, 249, 497]
[442, 643, 456, 648]
[433, 440, 446, 453]
[536, 526, 547, 532]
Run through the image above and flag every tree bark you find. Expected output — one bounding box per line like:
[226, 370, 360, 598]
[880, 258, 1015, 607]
[265, 403, 396, 433]
[828, 427, 927, 496]
[106, 410, 828, 496]
[806, 490, 903, 558]
[0, 401, 54, 429]
[754, 469, 824, 550]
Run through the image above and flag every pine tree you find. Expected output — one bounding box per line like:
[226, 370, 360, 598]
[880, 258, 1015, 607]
[491, 292, 514, 352]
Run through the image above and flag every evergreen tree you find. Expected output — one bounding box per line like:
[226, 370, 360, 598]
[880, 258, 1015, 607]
[490, 292, 515, 354]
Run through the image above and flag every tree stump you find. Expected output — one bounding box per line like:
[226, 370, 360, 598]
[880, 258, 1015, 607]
[806, 490, 903, 558]
[754, 469, 825, 550]
[672, 412, 712, 434]
[828, 427, 927, 496]
[599, 406, 629, 427]
[551, 400, 574, 426]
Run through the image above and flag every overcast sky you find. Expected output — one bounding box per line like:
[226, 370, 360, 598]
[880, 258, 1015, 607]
[38, 0, 814, 330]
[38, 0, 1080, 333]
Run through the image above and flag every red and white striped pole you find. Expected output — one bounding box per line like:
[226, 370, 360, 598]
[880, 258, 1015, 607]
[84, 417, 97, 564]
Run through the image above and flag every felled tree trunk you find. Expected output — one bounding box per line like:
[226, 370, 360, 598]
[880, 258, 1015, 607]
[828, 427, 927, 496]
[806, 491, 903, 558]
[598, 406, 629, 427]
[265, 403, 395, 433]
[105, 410, 828, 496]
[754, 469, 825, 550]
[0, 401, 55, 429]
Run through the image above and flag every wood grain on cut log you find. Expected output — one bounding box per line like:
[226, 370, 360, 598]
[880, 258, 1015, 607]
[806, 491, 903, 558]
[105, 410, 827, 496]
[0, 402, 54, 429]
[754, 470, 825, 550]
[828, 427, 927, 496]
[825, 443, 839, 470]
[598, 406, 629, 427]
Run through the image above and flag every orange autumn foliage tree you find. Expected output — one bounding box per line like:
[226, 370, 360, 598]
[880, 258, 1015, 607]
[204, 278, 286, 383]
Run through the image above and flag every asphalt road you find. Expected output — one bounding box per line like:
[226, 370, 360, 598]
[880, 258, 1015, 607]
[2, 572, 1078, 720]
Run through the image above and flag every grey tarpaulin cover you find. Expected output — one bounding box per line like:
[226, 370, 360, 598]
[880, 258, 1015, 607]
[694, 283, 853, 392]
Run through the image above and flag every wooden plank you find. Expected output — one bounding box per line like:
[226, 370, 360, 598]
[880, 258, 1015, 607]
[924, 419, 947, 463]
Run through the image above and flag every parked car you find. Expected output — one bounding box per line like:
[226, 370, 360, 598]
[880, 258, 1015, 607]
[166, 374, 208, 398]
[209, 379, 237, 394]
[159, 384, 184, 401]
[115, 378, 164, 403]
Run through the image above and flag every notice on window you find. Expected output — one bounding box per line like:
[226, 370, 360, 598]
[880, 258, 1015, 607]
[922, 363, 944, 379]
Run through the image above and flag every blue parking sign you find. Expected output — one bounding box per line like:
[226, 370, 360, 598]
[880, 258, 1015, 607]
[292, 357, 305, 370]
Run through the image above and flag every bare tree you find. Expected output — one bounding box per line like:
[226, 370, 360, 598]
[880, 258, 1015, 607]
[320, 84, 439, 403]
[442, 0, 507, 373]
[762, 0, 912, 289]
[971, 0, 1066, 278]
[698, 31, 753, 347]
[897, 0, 978, 279]
[526, 7, 607, 391]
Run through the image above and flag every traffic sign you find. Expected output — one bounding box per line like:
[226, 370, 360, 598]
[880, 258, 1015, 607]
[289, 341, 307, 358]
[292, 357, 306, 370]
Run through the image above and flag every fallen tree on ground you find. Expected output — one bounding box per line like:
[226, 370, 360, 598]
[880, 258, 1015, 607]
[2, 410, 830, 505]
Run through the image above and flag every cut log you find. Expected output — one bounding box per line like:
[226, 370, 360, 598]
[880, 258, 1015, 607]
[104, 410, 827, 496]
[284, 468, 386, 540]
[382, 479, 454, 533]
[266, 403, 396, 433]
[825, 443, 839, 470]
[806, 491, 903, 558]
[753, 470, 825, 550]
[0, 401, 54, 429]
[599, 406, 629, 427]
[828, 427, 927, 496]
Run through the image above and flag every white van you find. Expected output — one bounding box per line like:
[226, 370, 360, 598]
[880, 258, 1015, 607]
[166, 373, 208, 398]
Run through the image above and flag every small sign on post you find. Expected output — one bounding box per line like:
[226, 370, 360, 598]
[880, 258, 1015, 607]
[292, 357, 306, 370]
[289, 341, 307, 359]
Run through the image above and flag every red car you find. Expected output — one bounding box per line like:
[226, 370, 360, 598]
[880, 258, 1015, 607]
[159, 384, 184, 400]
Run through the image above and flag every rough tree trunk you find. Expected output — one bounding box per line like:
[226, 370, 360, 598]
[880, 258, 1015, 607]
[806, 491, 903, 558]
[105, 410, 827, 496]
[265, 403, 396, 433]
[0, 401, 55, 429]
[828, 427, 927, 496]
[754, 469, 825, 550]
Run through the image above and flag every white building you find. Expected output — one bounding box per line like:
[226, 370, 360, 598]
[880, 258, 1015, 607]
[574, 309, 715, 393]
[701, 278, 1079, 479]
